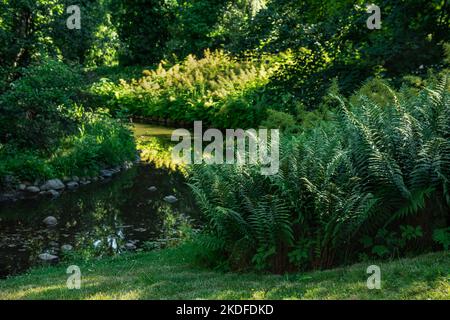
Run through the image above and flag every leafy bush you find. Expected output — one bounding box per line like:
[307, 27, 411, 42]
[433, 228, 450, 251]
[91, 49, 274, 128]
[0, 59, 82, 149]
[239, 0, 450, 108]
[110, 0, 174, 65]
[260, 109, 299, 133]
[0, 58, 137, 186]
[50, 108, 136, 178]
[188, 75, 450, 272]
[0, 107, 136, 184]
[0, 147, 55, 182]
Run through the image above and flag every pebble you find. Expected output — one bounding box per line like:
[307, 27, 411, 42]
[100, 170, 113, 178]
[163, 195, 178, 204]
[67, 181, 79, 189]
[43, 216, 58, 227]
[125, 243, 137, 250]
[38, 253, 58, 262]
[26, 186, 40, 193]
[40, 179, 65, 191]
[61, 244, 73, 252]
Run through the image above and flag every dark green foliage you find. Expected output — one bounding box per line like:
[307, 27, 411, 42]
[167, 0, 229, 58]
[212, 0, 267, 54]
[0, 148, 55, 182]
[260, 109, 299, 134]
[51, 0, 116, 66]
[110, 0, 264, 63]
[110, 0, 174, 65]
[0, 58, 136, 185]
[268, 46, 338, 110]
[0, 0, 113, 68]
[241, 0, 450, 109]
[0, 107, 136, 183]
[50, 108, 136, 178]
[433, 227, 450, 250]
[0, 59, 82, 149]
[0, 0, 59, 68]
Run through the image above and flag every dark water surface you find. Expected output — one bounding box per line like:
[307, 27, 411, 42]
[0, 124, 197, 278]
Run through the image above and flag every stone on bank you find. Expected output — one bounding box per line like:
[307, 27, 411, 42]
[43, 216, 58, 227]
[40, 179, 65, 191]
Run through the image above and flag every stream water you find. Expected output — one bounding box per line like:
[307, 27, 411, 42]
[0, 124, 197, 278]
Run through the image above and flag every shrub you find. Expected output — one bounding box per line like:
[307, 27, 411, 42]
[0, 107, 136, 184]
[188, 75, 450, 272]
[433, 228, 450, 251]
[0, 147, 55, 182]
[0, 59, 82, 149]
[260, 109, 299, 134]
[110, 0, 174, 65]
[50, 108, 136, 178]
[91, 49, 274, 128]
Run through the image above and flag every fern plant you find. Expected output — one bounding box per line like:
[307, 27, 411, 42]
[189, 74, 450, 272]
[92, 50, 275, 128]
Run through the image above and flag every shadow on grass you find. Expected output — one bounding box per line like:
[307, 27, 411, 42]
[1, 251, 448, 300]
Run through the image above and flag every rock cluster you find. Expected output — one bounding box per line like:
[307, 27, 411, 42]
[0, 158, 140, 203]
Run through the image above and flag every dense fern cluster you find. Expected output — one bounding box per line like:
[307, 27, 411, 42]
[92, 50, 273, 128]
[188, 76, 450, 272]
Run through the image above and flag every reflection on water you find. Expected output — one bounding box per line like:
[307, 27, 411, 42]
[0, 124, 197, 278]
[133, 123, 179, 140]
[134, 122, 188, 172]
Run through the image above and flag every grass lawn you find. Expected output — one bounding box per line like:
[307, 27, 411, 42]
[0, 246, 448, 300]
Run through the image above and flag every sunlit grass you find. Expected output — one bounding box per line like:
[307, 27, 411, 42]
[0, 246, 448, 300]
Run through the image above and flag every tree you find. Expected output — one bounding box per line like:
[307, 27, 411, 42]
[50, 0, 111, 65]
[0, 0, 111, 70]
[242, 0, 450, 108]
[0, 0, 61, 68]
[110, 0, 175, 65]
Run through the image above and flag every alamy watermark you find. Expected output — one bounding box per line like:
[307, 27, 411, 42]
[366, 4, 381, 30]
[367, 265, 381, 289]
[66, 265, 81, 289]
[66, 5, 81, 30]
[171, 121, 280, 175]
